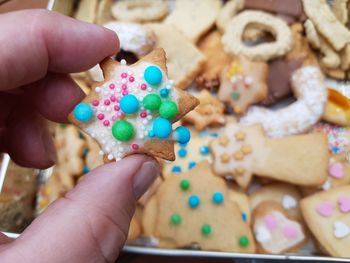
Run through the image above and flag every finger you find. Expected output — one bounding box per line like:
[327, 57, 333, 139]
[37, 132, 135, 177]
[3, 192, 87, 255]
[6, 104, 56, 169]
[0, 155, 160, 263]
[0, 9, 119, 91]
[28, 73, 85, 123]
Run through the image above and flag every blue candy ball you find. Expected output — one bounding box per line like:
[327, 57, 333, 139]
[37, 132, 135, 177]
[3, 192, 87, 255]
[73, 103, 93, 123]
[144, 65, 163, 86]
[188, 161, 197, 170]
[188, 195, 200, 208]
[83, 165, 90, 174]
[153, 118, 172, 138]
[199, 146, 209, 156]
[174, 126, 191, 144]
[160, 88, 169, 98]
[212, 192, 224, 204]
[178, 148, 187, 158]
[120, 94, 139, 114]
[172, 165, 182, 173]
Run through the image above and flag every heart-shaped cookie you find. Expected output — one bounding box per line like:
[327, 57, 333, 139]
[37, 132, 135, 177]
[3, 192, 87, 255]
[252, 201, 307, 254]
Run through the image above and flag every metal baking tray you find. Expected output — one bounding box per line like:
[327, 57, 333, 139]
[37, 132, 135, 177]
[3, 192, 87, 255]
[1, 0, 350, 261]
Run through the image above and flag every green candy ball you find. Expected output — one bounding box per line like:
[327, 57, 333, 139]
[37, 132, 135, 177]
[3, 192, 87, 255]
[170, 213, 182, 225]
[180, 179, 190, 190]
[159, 100, 178, 119]
[112, 120, 134, 142]
[239, 236, 249, 247]
[201, 224, 212, 236]
[143, 94, 161, 110]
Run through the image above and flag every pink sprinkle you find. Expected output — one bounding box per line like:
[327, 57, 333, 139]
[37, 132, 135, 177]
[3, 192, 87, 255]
[264, 215, 278, 231]
[103, 120, 110, 126]
[92, 100, 99, 107]
[140, 83, 147, 90]
[129, 76, 135, 82]
[283, 225, 297, 239]
[110, 95, 116, 102]
[121, 73, 128, 78]
[112, 115, 118, 121]
[122, 90, 128, 96]
[131, 144, 139, 150]
[140, 112, 147, 118]
[109, 83, 115, 89]
[114, 105, 120, 111]
[97, 113, 104, 120]
[121, 84, 127, 90]
[104, 100, 111, 106]
[116, 96, 121, 102]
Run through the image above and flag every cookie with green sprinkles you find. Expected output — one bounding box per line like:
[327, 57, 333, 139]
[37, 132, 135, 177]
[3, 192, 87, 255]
[142, 161, 255, 252]
[69, 48, 199, 162]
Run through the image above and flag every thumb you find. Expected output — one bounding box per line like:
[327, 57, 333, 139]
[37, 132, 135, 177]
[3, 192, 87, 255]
[0, 155, 160, 263]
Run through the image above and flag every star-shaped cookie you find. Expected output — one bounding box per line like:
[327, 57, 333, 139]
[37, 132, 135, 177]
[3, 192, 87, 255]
[69, 48, 199, 161]
[183, 90, 226, 131]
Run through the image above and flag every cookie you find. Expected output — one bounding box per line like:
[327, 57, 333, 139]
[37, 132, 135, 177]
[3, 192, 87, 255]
[241, 66, 327, 138]
[69, 48, 199, 162]
[111, 0, 169, 23]
[304, 20, 341, 69]
[323, 154, 350, 190]
[228, 189, 251, 224]
[142, 161, 255, 252]
[195, 30, 231, 91]
[147, 24, 206, 90]
[95, 0, 113, 25]
[334, 0, 349, 24]
[222, 11, 293, 61]
[128, 207, 143, 241]
[74, 0, 98, 23]
[103, 21, 157, 57]
[301, 185, 350, 257]
[253, 202, 307, 254]
[210, 122, 329, 189]
[250, 183, 303, 221]
[162, 132, 215, 177]
[261, 59, 302, 105]
[216, 0, 244, 31]
[302, 0, 350, 51]
[37, 125, 86, 213]
[183, 90, 226, 131]
[165, 0, 222, 43]
[218, 55, 268, 114]
[323, 88, 350, 126]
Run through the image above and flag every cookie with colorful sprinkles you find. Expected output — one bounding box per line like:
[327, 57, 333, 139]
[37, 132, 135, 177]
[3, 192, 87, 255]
[69, 48, 199, 161]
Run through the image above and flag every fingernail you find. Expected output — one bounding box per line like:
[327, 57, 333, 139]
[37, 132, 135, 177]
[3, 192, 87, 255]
[132, 159, 160, 199]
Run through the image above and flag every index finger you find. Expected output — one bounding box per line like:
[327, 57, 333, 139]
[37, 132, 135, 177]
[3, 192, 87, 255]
[0, 9, 119, 91]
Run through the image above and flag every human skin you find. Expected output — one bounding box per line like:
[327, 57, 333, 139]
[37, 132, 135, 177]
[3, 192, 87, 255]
[0, 9, 159, 263]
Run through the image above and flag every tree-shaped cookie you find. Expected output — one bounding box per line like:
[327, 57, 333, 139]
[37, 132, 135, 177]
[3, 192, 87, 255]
[210, 122, 329, 188]
[142, 161, 255, 252]
[69, 48, 199, 161]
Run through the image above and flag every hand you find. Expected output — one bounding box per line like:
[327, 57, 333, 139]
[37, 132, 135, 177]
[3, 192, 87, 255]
[0, 10, 160, 263]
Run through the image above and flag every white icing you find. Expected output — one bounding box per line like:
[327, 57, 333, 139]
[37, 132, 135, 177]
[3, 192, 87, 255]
[334, 221, 350, 239]
[84, 61, 179, 160]
[282, 195, 298, 210]
[103, 22, 156, 57]
[255, 226, 272, 243]
[254, 211, 305, 254]
[240, 67, 327, 138]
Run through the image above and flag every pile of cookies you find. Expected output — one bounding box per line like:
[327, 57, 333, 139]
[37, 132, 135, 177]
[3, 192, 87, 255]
[36, 0, 350, 258]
